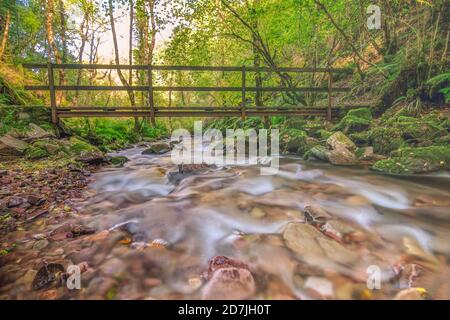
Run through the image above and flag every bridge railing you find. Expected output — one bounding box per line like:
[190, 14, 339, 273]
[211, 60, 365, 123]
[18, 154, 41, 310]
[23, 63, 352, 124]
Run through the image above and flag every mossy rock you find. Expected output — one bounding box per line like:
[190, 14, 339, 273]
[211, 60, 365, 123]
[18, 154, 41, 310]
[349, 131, 371, 146]
[372, 146, 450, 174]
[318, 129, 333, 140]
[371, 127, 406, 155]
[326, 131, 356, 152]
[68, 137, 106, 164]
[25, 146, 50, 160]
[346, 108, 372, 121]
[32, 139, 66, 155]
[305, 145, 329, 161]
[394, 121, 446, 142]
[280, 129, 305, 153]
[110, 156, 129, 167]
[333, 115, 371, 134]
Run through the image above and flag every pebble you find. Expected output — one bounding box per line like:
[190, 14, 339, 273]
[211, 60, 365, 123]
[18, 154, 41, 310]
[33, 239, 49, 251]
[201, 267, 256, 300]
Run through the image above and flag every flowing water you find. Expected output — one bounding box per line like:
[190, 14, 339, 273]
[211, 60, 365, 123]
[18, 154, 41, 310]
[2, 144, 450, 299]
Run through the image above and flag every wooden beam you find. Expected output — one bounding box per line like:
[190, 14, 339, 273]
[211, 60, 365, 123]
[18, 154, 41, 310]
[47, 63, 58, 124]
[23, 63, 353, 74]
[25, 85, 350, 93]
[241, 66, 246, 120]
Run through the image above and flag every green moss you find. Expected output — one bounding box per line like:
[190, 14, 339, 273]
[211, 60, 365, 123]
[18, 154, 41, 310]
[391, 146, 450, 168]
[349, 131, 371, 146]
[318, 129, 333, 140]
[346, 108, 372, 121]
[333, 115, 371, 134]
[280, 129, 310, 154]
[110, 156, 129, 167]
[371, 127, 406, 155]
[373, 146, 450, 174]
[68, 137, 100, 155]
[25, 146, 50, 160]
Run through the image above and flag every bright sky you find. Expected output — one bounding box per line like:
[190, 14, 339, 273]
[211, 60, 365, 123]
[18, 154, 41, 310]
[94, 8, 174, 63]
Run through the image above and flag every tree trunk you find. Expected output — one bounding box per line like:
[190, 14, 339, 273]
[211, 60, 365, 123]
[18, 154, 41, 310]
[74, 5, 90, 106]
[44, 0, 65, 103]
[129, 0, 139, 131]
[108, 0, 135, 107]
[0, 10, 11, 61]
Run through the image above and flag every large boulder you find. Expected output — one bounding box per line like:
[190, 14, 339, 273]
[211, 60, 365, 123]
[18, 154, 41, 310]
[333, 108, 372, 134]
[371, 127, 405, 155]
[307, 145, 330, 161]
[201, 267, 256, 300]
[69, 137, 106, 164]
[0, 134, 29, 157]
[328, 146, 358, 165]
[25, 123, 55, 141]
[326, 132, 356, 152]
[142, 141, 172, 155]
[372, 146, 450, 174]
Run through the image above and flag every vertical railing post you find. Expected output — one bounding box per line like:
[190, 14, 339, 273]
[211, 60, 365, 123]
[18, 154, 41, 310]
[47, 63, 58, 124]
[241, 65, 246, 121]
[327, 70, 333, 122]
[148, 65, 155, 125]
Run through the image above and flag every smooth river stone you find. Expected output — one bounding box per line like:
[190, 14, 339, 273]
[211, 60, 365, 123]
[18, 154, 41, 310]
[201, 267, 256, 300]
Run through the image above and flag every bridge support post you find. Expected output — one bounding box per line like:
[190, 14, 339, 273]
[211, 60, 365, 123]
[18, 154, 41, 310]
[47, 63, 58, 124]
[148, 65, 155, 125]
[241, 66, 246, 121]
[327, 71, 333, 122]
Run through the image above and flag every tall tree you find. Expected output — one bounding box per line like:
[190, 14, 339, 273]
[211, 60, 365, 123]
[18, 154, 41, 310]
[0, 9, 11, 61]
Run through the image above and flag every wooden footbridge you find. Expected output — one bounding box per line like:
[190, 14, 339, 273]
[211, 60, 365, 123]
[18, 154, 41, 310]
[23, 63, 352, 124]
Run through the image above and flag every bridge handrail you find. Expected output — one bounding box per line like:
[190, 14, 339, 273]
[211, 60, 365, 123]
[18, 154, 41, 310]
[22, 63, 353, 124]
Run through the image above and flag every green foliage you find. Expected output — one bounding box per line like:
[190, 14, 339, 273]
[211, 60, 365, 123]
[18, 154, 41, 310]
[371, 127, 405, 155]
[65, 118, 168, 151]
[346, 108, 372, 121]
[373, 146, 450, 174]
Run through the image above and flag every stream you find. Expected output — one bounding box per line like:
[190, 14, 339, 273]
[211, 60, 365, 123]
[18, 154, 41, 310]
[2, 144, 450, 299]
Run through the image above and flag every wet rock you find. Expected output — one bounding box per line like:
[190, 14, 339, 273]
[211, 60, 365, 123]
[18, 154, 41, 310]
[328, 146, 358, 165]
[27, 194, 46, 206]
[32, 263, 65, 290]
[316, 237, 358, 265]
[38, 289, 58, 300]
[7, 196, 25, 208]
[307, 145, 329, 161]
[207, 256, 251, 280]
[201, 267, 256, 300]
[0, 134, 29, 156]
[69, 137, 106, 164]
[393, 288, 427, 300]
[70, 224, 95, 237]
[26, 209, 49, 222]
[33, 239, 49, 250]
[283, 223, 325, 257]
[25, 123, 55, 141]
[17, 269, 38, 288]
[110, 156, 129, 167]
[142, 141, 172, 155]
[75, 149, 106, 164]
[327, 131, 356, 152]
[304, 276, 334, 299]
[250, 207, 266, 218]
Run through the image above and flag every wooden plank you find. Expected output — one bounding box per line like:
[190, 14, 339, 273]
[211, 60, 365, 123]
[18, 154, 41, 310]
[47, 63, 58, 124]
[327, 71, 333, 122]
[241, 66, 246, 120]
[23, 63, 353, 74]
[148, 65, 155, 125]
[57, 109, 327, 118]
[25, 85, 351, 93]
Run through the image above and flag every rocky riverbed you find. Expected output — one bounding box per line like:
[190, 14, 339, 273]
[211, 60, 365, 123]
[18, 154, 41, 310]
[0, 143, 449, 300]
